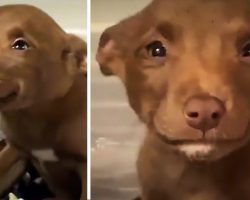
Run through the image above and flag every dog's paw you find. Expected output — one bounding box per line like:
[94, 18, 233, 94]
[9, 193, 24, 200]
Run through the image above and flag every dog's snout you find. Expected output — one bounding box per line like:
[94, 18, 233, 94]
[183, 95, 225, 132]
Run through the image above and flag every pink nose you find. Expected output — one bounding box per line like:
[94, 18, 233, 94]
[183, 95, 225, 132]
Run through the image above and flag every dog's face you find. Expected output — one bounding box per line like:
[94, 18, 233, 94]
[0, 5, 85, 111]
[97, 0, 250, 161]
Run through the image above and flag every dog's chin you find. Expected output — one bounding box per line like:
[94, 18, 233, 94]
[177, 141, 250, 162]
[177, 143, 223, 162]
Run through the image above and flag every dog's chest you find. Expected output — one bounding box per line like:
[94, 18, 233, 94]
[0, 113, 59, 149]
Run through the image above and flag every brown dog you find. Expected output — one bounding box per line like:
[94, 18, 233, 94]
[0, 5, 86, 200]
[97, 0, 250, 199]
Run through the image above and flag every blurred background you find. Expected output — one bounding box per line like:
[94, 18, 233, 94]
[0, 1, 86, 199]
[91, 0, 150, 200]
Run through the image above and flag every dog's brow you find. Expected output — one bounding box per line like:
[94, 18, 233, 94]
[7, 27, 24, 39]
[235, 28, 250, 49]
[156, 22, 179, 42]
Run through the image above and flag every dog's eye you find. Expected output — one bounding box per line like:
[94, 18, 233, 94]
[242, 43, 250, 57]
[146, 41, 166, 57]
[11, 38, 30, 50]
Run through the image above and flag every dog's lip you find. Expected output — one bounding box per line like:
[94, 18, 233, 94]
[0, 90, 18, 105]
[0, 82, 19, 107]
[155, 130, 245, 146]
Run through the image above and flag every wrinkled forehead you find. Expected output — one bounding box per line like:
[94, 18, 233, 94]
[111, 0, 250, 52]
[153, 0, 250, 19]
[152, 0, 250, 35]
[0, 5, 65, 45]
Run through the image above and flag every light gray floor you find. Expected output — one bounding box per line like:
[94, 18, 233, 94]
[91, 1, 150, 200]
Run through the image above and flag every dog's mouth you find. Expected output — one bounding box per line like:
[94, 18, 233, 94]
[0, 90, 18, 105]
[155, 131, 244, 146]
[155, 124, 250, 161]
[0, 82, 19, 109]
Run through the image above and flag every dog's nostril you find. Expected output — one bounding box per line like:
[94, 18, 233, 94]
[211, 112, 220, 119]
[187, 112, 199, 118]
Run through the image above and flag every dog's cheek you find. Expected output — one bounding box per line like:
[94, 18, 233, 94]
[7, 69, 40, 109]
[2, 52, 49, 106]
[25, 54, 74, 103]
[150, 62, 203, 139]
[221, 64, 250, 139]
[125, 63, 168, 123]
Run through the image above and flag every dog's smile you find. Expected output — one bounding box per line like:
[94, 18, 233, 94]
[155, 122, 250, 161]
[0, 90, 18, 104]
[0, 81, 19, 109]
[155, 129, 245, 145]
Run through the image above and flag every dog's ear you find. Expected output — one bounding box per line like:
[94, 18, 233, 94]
[96, 7, 154, 81]
[96, 24, 126, 81]
[96, 11, 149, 82]
[63, 34, 87, 76]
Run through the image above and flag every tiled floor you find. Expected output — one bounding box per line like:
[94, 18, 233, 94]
[91, 1, 150, 200]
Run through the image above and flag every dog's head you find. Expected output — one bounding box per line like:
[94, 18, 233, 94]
[0, 5, 86, 111]
[97, 0, 250, 161]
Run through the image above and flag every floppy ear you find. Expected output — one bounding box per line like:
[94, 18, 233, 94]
[96, 5, 155, 81]
[96, 24, 126, 81]
[64, 34, 87, 76]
